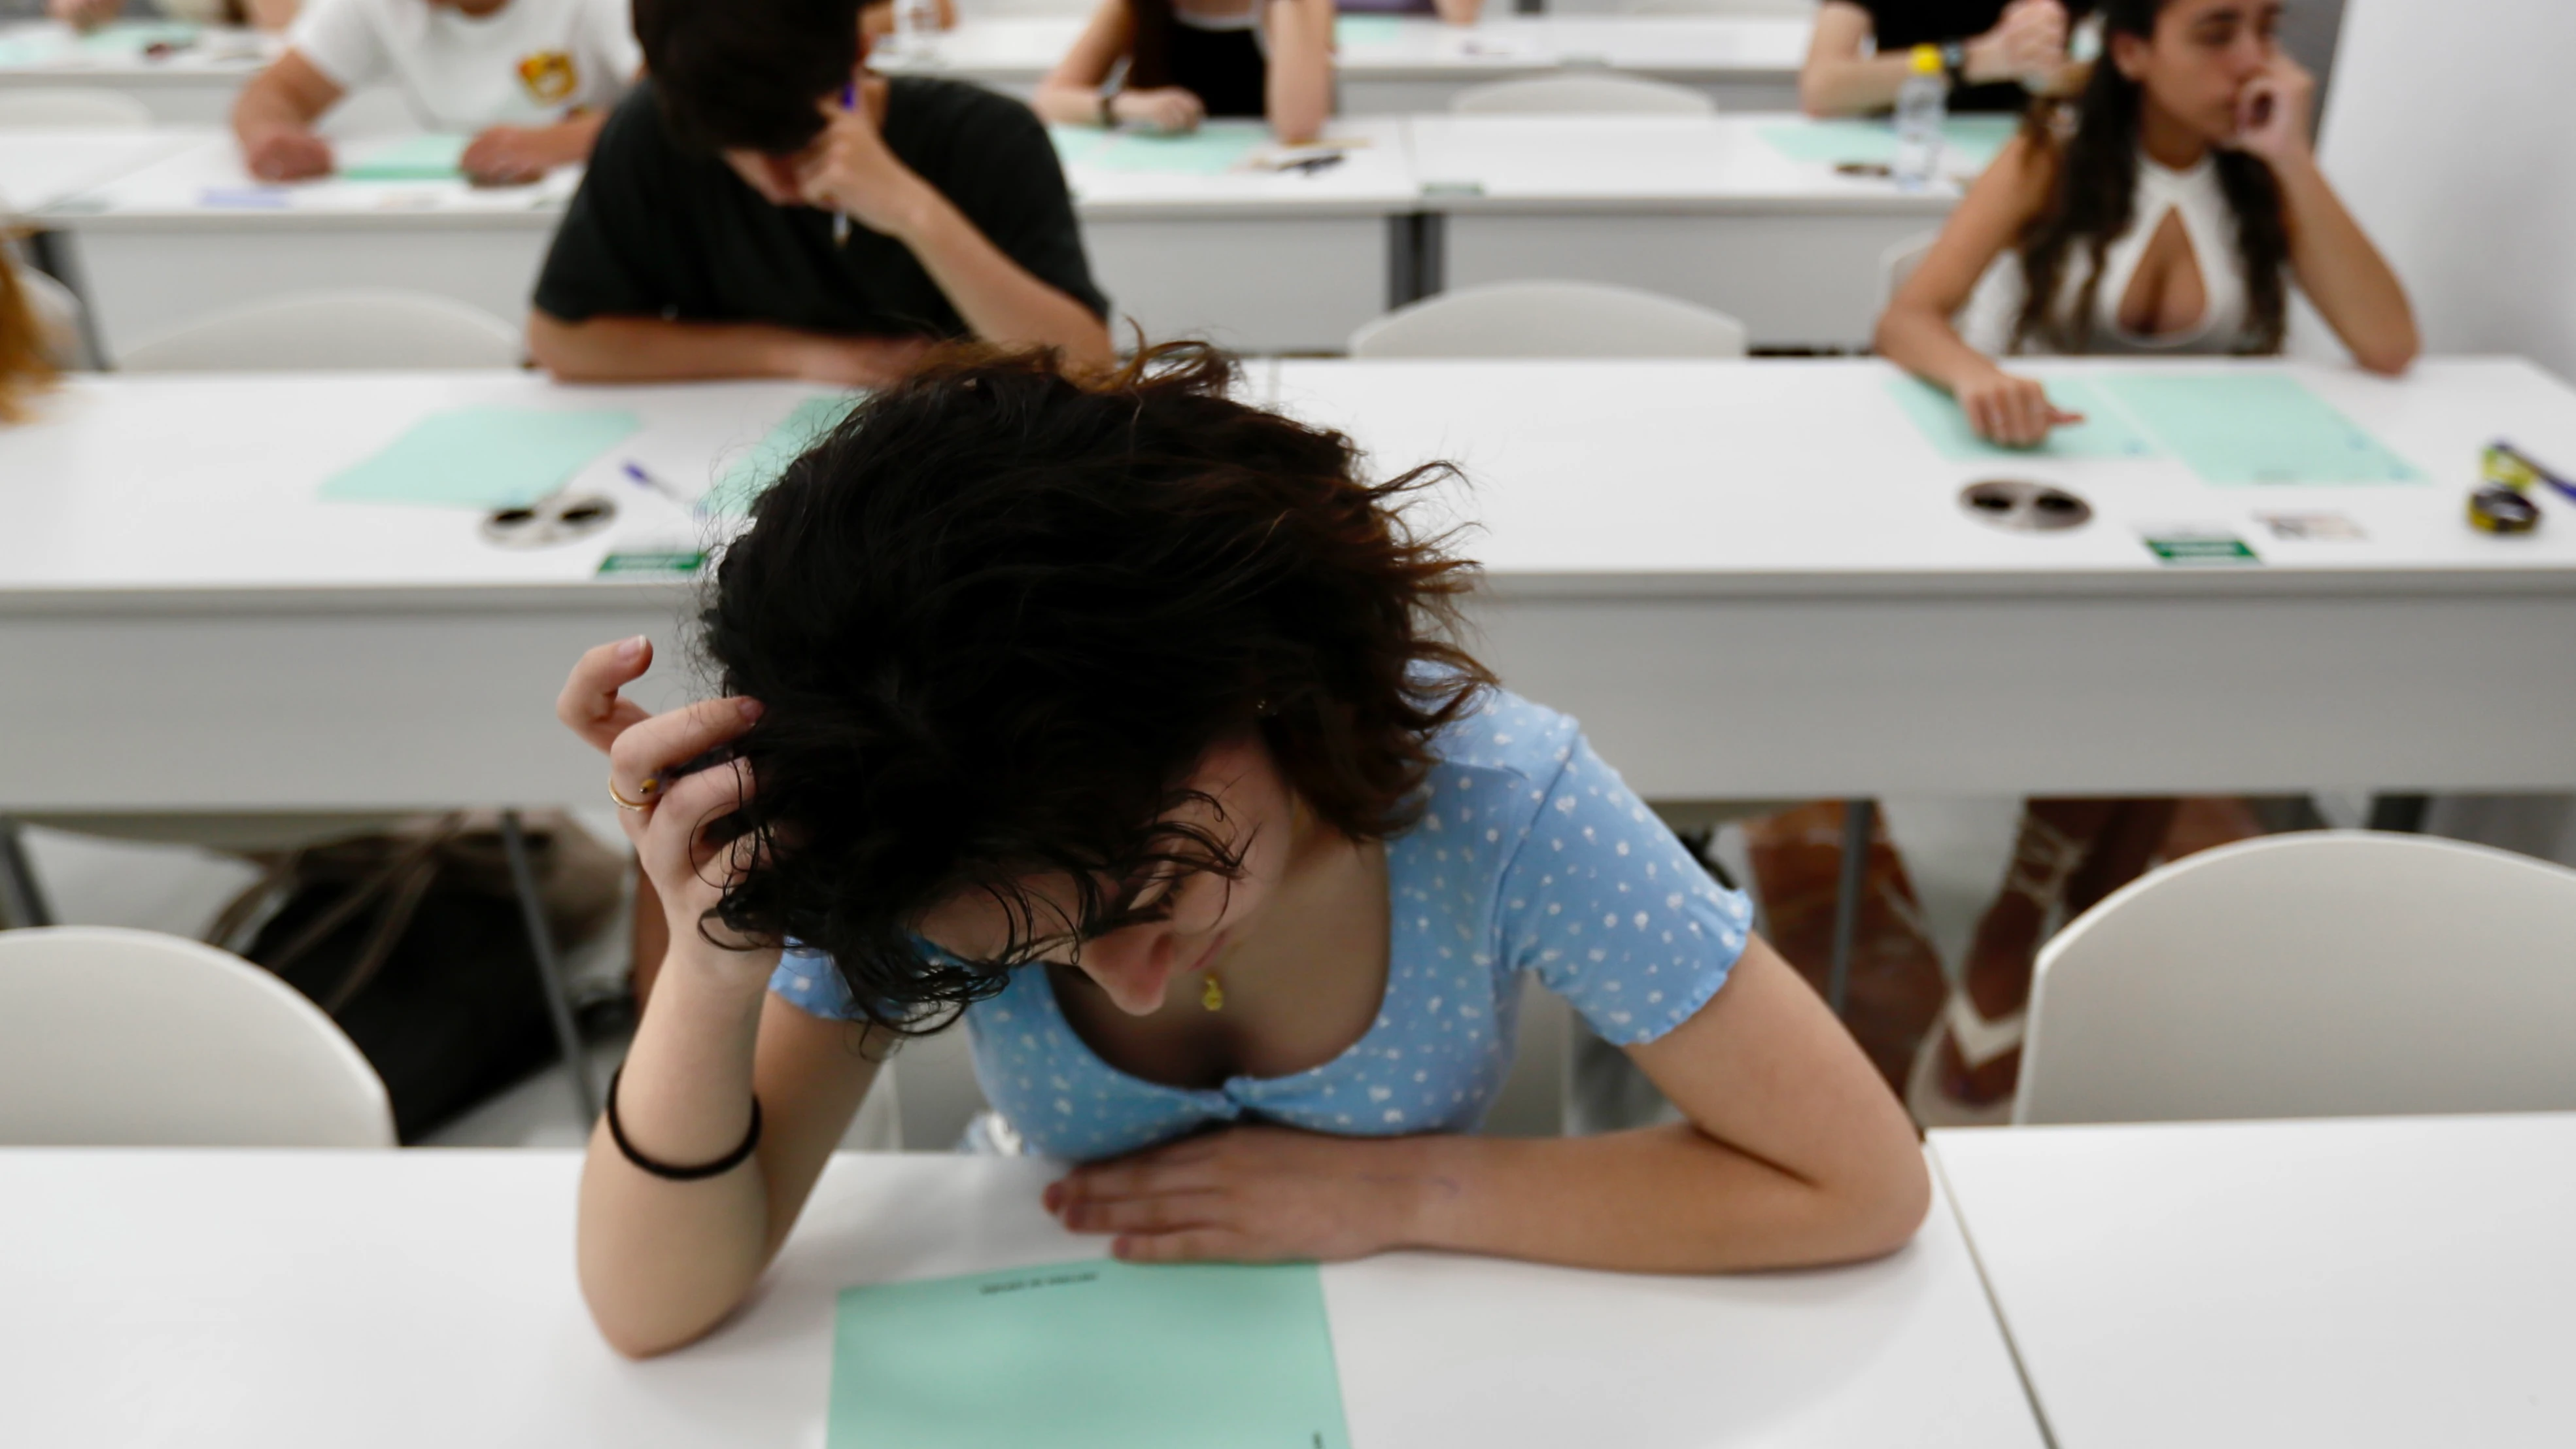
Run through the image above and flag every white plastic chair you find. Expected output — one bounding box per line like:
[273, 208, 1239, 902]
[118, 289, 522, 372]
[0, 88, 154, 130]
[1451, 73, 1717, 117]
[1350, 280, 1749, 359]
[0, 926, 396, 1147]
[1879, 229, 1939, 313]
[2016, 832, 2576, 1126]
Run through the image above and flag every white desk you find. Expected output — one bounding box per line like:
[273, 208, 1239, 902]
[1932, 1114, 2576, 1449]
[9, 360, 2575, 815]
[880, 14, 1810, 112]
[34, 131, 577, 362]
[0, 18, 269, 126]
[1061, 117, 1417, 352]
[1410, 112, 1961, 348]
[0, 126, 196, 216]
[1265, 356, 2576, 799]
[0, 1147, 2043, 1448]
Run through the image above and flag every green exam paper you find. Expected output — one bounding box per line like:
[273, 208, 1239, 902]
[827, 1259, 1352, 1449]
[318, 406, 640, 507]
[1051, 124, 1269, 177]
[341, 134, 473, 182]
[700, 394, 863, 517]
[1887, 375, 2159, 462]
[2091, 372, 2424, 485]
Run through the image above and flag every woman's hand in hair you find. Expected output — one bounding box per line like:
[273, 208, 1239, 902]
[1111, 86, 1205, 136]
[1045, 1125, 1430, 1263]
[558, 637, 774, 972]
[2228, 54, 2315, 164]
[1953, 365, 2084, 447]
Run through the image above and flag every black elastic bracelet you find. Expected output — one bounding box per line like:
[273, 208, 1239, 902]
[604, 1066, 763, 1182]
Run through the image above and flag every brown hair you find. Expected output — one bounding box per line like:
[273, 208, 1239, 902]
[699, 341, 1493, 1030]
[0, 254, 58, 423]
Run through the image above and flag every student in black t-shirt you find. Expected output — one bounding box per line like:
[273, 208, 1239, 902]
[1801, 0, 2089, 116]
[526, 0, 1113, 386]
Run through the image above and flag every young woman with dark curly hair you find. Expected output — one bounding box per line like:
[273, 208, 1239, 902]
[555, 344, 1928, 1359]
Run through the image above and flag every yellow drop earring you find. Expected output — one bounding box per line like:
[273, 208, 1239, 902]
[1201, 972, 1224, 1012]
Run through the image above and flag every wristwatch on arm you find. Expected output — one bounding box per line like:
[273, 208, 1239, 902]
[1098, 88, 1121, 128]
[1939, 39, 1970, 88]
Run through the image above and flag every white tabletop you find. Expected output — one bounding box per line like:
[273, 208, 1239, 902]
[0, 126, 196, 217]
[883, 13, 1811, 81]
[1059, 115, 1418, 218]
[1408, 111, 1966, 213]
[1263, 356, 2576, 593]
[34, 131, 582, 232]
[0, 1147, 2042, 1448]
[1932, 1113, 2576, 1449]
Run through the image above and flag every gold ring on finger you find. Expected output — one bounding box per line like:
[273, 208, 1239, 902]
[609, 777, 655, 812]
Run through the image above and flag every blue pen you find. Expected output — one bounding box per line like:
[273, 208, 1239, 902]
[831, 82, 855, 247]
[621, 460, 697, 511]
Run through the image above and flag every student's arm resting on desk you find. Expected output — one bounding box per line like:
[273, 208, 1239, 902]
[461, 111, 611, 187]
[1050, 936, 1928, 1272]
[1033, 0, 1207, 135]
[526, 312, 936, 385]
[1800, 0, 2069, 118]
[860, 0, 960, 41]
[231, 49, 343, 182]
[2233, 56, 2414, 375]
[1430, 0, 1484, 25]
[1263, 0, 1335, 145]
[1874, 132, 2086, 445]
[561, 639, 889, 1360]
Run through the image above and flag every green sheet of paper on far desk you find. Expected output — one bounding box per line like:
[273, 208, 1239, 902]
[341, 134, 472, 182]
[698, 394, 863, 517]
[318, 407, 640, 506]
[829, 1259, 1352, 1449]
[1050, 124, 1267, 176]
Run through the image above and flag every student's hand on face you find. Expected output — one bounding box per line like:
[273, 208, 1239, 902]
[558, 637, 775, 973]
[795, 86, 939, 241]
[1110, 86, 1205, 135]
[2228, 54, 2314, 163]
[1953, 366, 2083, 447]
[459, 125, 556, 188]
[245, 129, 334, 182]
[1967, 0, 2066, 86]
[48, 0, 123, 31]
[1044, 1125, 1422, 1263]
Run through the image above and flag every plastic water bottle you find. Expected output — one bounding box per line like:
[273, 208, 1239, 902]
[893, 0, 938, 63]
[1893, 45, 1948, 191]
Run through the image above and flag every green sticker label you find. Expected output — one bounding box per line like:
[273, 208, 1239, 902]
[597, 551, 705, 576]
[2141, 531, 2260, 566]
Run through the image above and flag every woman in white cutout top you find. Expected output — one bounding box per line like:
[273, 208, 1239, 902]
[1870, 0, 2418, 1127]
[1876, 0, 2416, 447]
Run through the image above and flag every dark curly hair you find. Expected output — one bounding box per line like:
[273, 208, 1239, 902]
[697, 342, 1492, 1032]
[2010, 0, 2289, 355]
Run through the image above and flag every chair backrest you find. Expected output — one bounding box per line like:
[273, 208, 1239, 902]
[1451, 74, 1717, 117]
[2016, 832, 2576, 1126]
[1880, 229, 1940, 312]
[116, 289, 522, 372]
[0, 927, 395, 1146]
[0, 88, 154, 129]
[1349, 280, 1749, 359]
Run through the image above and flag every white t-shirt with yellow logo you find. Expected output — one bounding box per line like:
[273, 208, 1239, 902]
[290, 0, 642, 133]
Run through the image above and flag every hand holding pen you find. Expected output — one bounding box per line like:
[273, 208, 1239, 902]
[797, 81, 940, 248]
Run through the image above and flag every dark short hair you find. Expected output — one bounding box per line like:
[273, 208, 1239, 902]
[633, 0, 860, 155]
[697, 343, 1492, 1031]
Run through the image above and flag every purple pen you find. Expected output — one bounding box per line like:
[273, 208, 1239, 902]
[621, 460, 696, 509]
[831, 83, 855, 247]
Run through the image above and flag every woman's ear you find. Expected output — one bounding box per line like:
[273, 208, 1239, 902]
[2107, 29, 2151, 81]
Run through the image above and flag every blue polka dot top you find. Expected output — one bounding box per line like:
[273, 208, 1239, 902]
[768, 687, 1754, 1162]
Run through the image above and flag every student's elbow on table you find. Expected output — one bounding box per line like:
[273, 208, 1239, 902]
[2351, 328, 2419, 379]
[524, 310, 603, 381]
[1844, 1145, 1934, 1261]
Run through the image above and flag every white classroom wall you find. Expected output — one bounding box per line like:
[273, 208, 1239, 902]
[2318, 0, 2576, 383]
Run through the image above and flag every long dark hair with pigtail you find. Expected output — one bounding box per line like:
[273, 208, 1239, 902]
[2010, 0, 2288, 355]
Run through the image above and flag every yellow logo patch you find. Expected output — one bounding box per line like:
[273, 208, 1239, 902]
[517, 50, 580, 106]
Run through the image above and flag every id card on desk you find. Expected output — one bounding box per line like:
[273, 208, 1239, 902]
[828, 1257, 1352, 1449]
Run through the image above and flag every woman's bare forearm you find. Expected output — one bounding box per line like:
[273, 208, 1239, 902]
[2273, 151, 2417, 374]
[1392, 1124, 1927, 1272]
[1265, 0, 1336, 144]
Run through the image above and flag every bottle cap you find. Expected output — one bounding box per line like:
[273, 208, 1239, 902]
[1911, 44, 1944, 75]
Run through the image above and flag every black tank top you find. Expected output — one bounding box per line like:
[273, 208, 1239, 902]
[1127, 0, 1267, 120]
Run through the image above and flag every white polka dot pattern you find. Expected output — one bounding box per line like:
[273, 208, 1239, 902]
[768, 689, 1753, 1161]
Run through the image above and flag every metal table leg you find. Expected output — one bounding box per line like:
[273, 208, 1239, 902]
[1826, 799, 1874, 1018]
[499, 810, 599, 1123]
